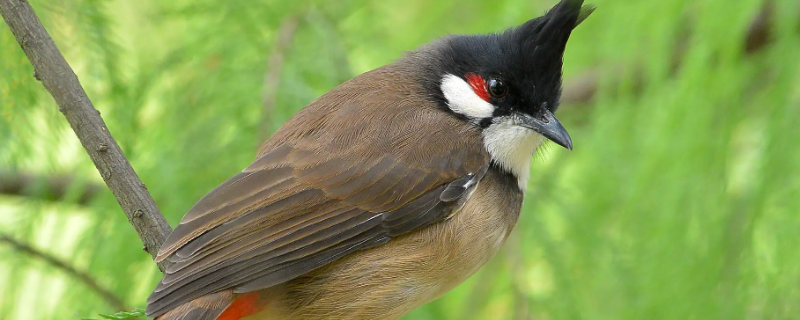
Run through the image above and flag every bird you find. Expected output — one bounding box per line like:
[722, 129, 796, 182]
[146, 0, 592, 319]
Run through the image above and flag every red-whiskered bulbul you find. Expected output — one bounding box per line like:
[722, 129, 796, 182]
[146, 0, 592, 319]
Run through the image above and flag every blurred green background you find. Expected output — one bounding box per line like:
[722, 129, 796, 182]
[2, 0, 799, 319]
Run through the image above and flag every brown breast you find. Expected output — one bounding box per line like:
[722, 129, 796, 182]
[248, 167, 523, 320]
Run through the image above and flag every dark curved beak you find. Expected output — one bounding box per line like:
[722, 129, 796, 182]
[516, 110, 573, 150]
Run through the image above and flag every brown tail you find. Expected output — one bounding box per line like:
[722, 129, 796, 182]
[155, 291, 234, 320]
[154, 290, 267, 320]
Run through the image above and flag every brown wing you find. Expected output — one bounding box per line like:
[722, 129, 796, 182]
[146, 67, 489, 317]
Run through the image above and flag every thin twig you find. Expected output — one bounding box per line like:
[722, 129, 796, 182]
[0, 170, 102, 205]
[259, 15, 301, 140]
[744, 0, 774, 53]
[0, 232, 128, 311]
[0, 0, 172, 271]
[561, 69, 601, 106]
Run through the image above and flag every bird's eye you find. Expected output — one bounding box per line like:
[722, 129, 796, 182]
[487, 79, 507, 98]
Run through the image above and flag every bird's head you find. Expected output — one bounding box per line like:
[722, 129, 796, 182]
[406, 0, 593, 188]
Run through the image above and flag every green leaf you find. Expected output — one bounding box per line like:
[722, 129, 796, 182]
[81, 308, 145, 320]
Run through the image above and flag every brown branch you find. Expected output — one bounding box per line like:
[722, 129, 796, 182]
[744, 0, 773, 53]
[0, 170, 102, 205]
[0, 232, 128, 310]
[0, 0, 172, 271]
[259, 15, 301, 140]
[561, 69, 601, 106]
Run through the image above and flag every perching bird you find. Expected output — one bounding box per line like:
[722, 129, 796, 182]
[146, 0, 592, 319]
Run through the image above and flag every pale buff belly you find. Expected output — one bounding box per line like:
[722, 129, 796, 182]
[245, 173, 522, 320]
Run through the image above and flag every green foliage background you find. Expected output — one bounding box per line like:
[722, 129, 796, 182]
[1, 0, 799, 319]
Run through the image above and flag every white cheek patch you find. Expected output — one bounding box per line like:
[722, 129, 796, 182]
[482, 118, 545, 190]
[440, 74, 495, 120]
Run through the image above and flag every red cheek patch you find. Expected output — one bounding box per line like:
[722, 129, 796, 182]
[465, 72, 490, 102]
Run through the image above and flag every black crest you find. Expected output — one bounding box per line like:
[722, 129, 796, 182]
[507, 0, 591, 111]
[408, 0, 594, 116]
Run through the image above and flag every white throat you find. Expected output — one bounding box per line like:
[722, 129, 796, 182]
[482, 118, 545, 190]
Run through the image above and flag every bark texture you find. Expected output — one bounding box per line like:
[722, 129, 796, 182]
[0, 0, 172, 272]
